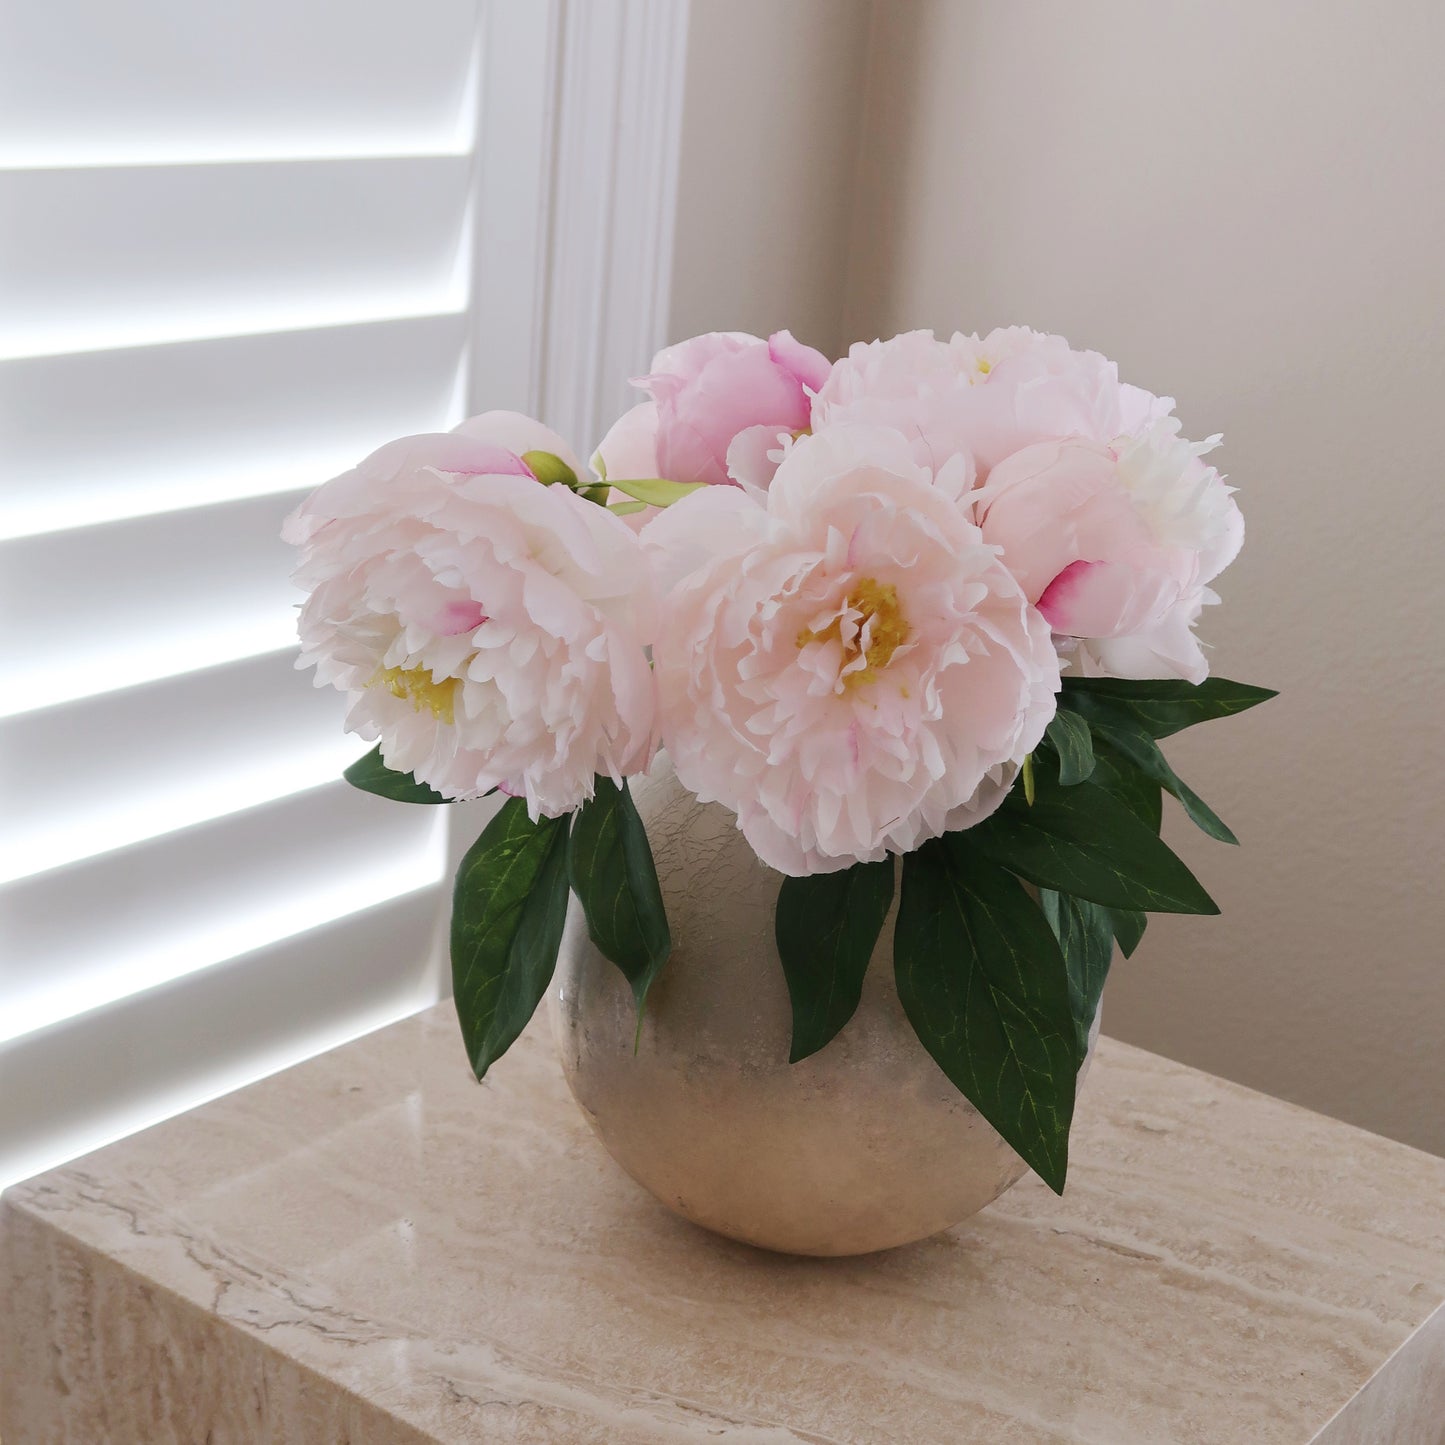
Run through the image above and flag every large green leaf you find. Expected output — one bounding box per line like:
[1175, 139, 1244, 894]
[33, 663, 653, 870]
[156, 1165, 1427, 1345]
[1107, 907, 1148, 959]
[776, 859, 894, 1063]
[450, 800, 571, 1079]
[1089, 718, 1238, 844]
[567, 778, 671, 1013]
[1040, 889, 1114, 1054]
[1043, 708, 1095, 785]
[895, 840, 1079, 1193]
[1088, 739, 1164, 832]
[1060, 676, 1276, 740]
[344, 745, 449, 804]
[970, 755, 1219, 914]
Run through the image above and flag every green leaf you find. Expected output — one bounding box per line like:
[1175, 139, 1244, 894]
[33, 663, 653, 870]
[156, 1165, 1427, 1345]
[895, 840, 1079, 1193]
[520, 449, 580, 488]
[1043, 708, 1095, 785]
[450, 799, 571, 1079]
[567, 778, 672, 1014]
[1040, 890, 1114, 1055]
[970, 754, 1219, 914]
[1060, 676, 1276, 740]
[1088, 739, 1164, 832]
[605, 477, 708, 507]
[775, 859, 894, 1063]
[608, 499, 649, 516]
[344, 745, 449, 804]
[1107, 907, 1148, 958]
[1090, 718, 1238, 845]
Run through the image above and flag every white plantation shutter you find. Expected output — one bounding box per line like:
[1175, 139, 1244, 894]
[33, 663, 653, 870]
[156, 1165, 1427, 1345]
[0, 0, 563, 1187]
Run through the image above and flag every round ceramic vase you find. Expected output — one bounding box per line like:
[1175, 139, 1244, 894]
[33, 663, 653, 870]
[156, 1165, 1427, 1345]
[551, 755, 1099, 1257]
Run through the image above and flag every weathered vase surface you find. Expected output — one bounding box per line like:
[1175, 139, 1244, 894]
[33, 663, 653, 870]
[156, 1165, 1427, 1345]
[552, 755, 1099, 1256]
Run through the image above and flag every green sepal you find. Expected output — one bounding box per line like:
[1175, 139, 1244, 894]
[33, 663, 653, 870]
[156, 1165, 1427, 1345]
[450, 799, 571, 1079]
[344, 745, 449, 804]
[605, 477, 707, 507]
[1043, 708, 1095, 785]
[775, 858, 894, 1063]
[1060, 676, 1276, 740]
[1040, 889, 1114, 1055]
[521, 450, 580, 488]
[567, 778, 671, 1015]
[971, 754, 1219, 914]
[895, 839, 1079, 1193]
[1089, 718, 1238, 844]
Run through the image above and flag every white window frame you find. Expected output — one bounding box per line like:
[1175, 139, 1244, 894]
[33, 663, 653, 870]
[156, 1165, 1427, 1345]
[444, 0, 691, 895]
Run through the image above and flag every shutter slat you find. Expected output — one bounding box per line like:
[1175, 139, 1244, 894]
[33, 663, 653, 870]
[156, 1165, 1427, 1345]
[0, 789, 444, 1044]
[0, 0, 521, 1177]
[0, 157, 470, 361]
[2, 492, 307, 715]
[0, 786, 442, 1037]
[0, 313, 468, 537]
[0, 892, 442, 1189]
[0, 0, 479, 167]
[0, 651, 360, 883]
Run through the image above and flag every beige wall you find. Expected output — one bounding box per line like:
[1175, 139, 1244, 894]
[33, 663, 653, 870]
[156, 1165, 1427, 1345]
[840, 0, 1445, 1152]
[667, 0, 872, 358]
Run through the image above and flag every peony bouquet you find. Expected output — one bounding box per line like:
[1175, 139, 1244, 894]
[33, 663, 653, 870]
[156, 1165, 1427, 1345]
[285, 327, 1272, 1193]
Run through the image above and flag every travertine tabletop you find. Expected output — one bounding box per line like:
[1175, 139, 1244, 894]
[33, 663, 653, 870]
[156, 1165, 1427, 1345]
[2, 1002, 1443, 1444]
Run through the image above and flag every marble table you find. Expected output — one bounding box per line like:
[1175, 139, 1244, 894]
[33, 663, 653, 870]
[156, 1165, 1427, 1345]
[3, 1003, 1443, 1444]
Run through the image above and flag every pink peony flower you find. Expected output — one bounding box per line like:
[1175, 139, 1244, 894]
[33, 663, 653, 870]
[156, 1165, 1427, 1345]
[595, 329, 831, 491]
[284, 412, 656, 816]
[644, 425, 1060, 875]
[451, 408, 586, 477]
[811, 327, 1175, 481]
[973, 421, 1244, 684]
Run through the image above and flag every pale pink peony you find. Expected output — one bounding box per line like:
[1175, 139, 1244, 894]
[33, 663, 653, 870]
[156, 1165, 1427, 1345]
[973, 421, 1244, 684]
[284, 413, 656, 816]
[811, 327, 1175, 481]
[452, 408, 586, 477]
[595, 329, 831, 491]
[645, 425, 1060, 875]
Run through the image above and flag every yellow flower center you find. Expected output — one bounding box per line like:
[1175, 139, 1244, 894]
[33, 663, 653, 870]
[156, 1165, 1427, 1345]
[976, 356, 993, 375]
[370, 665, 459, 723]
[797, 576, 910, 689]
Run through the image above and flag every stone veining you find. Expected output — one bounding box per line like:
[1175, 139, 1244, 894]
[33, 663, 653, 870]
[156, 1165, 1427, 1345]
[2, 1003, 1444, 1443]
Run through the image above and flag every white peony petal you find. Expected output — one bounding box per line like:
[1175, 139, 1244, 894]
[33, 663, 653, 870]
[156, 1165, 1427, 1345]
[651, 428, 1059, 875]
[286, 426, 658, 812]
[452, 410, 584, 477]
